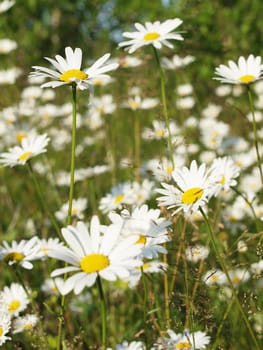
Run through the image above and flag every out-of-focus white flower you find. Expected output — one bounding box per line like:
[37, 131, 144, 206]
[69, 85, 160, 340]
[0, 39, 17, 54]
[185, 245, 209, 263]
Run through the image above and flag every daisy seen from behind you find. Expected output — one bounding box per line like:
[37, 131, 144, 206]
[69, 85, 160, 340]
[214, 54, 263, 85]
[156, 160, 216, 216]
[0, 133, 50, 167]
[118, 18, 184, 54]
[30, 46, 118, 90]
[49, 216, 143, 295]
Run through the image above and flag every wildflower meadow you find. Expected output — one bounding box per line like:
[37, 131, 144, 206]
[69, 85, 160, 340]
[1, 0, 263, 349]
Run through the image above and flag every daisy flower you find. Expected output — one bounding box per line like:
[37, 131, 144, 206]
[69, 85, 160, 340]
[0, 133, 50, 167]
[98, 182, 134, 213]
[37, 238, 65, 260]
[164, 329, 211, 349]
[41, 277, 64, 296]
[112, 340, 145, 350]
[214, 54, 263, 85]
[30, 46, 118, 90]
[0, 311, 11, 345]
[209, 156, 240, 197]
[49, 216, 143, 295]
[202, 269, 227, 286]
[124, 260, 167, 288]
[185, 245, 209, 263]
[0, 237, 41, 269]
[55, 198, 88, 222]
[122, 94, 159, 111]
[0, 0, 15, 13]
[161, 54, 195, 70]
[156, 160, 216, 216]
[118, 18, 184, 54]
[108, 205, 171, 259]
[0, 283, 29, 318]
[228, 268, 251, 287]
[12, 314, 38, 334]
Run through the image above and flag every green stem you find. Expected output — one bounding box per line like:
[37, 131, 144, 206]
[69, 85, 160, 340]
[27, 161, 61, 238]
[247, 86, 263, 186]
[231, 186, 261, 232]
[152, 46, 174, 166]
[141, 266, 149, 348]
[57, 84, 78, 350]
[200, 207, 261, 350]
[14, 267, 48, 349]
[67, 84, 77, 225]
[134, 111, 141, 180]
[97, 276, 107, 350]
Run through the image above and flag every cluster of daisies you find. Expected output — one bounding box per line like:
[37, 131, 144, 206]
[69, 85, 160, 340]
[0, 9, 263, 349]
[0, 283, 38, 345]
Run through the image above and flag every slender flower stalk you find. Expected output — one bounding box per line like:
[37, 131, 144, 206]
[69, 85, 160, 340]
[134, 111, 141, 180]
[57, 85, 78, 350]
[141, 266, 149, 349]
[152, 46, 174, 166]
[246, 86, 263, 185]
[27, 161, 61, 238]
[97, 276, 107, 350]
[67, 84, 77, 225]
[200, 207, 261, 350]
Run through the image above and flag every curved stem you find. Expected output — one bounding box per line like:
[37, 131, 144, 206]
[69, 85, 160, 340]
[247, 86, 263, 185]
[200, 207, 261, 350]
[152, 46, 174, 166]
[57, 84, 78, 350]
[97, 276, 107, 350]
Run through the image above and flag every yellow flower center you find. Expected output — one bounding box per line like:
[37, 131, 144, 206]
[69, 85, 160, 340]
[18, 151, 33, 161]
[24, 323, 33, 331]
[129, 101, 140, 110]
[181, 187, 204, 205]
[232, 276, 241, 284]
[60, 69, 87, 83]
[8, 300, 21, 312]
[156, 129, 166, 137]
[210, 275, 219, 283]
[191, 249, 201, 256]
[143, 32, 160, 41]
[175, 342, 192, 349]
[114, 194, 124, 204]
[51, 286, 58, 294]
[141, 263, 150, 270]
[16, 132, 27, 143]
[4, 252, 25, 263]
[71, 207, 78, 215]
[80, 253, 110, 273]
[239, 74, 256, 84]
[0, 327, 3, 336]
[136, 235, 147, 245]
[219, 175, 225, 185]
[93, 79, 103, 85]
[166, 165, 174, 174]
